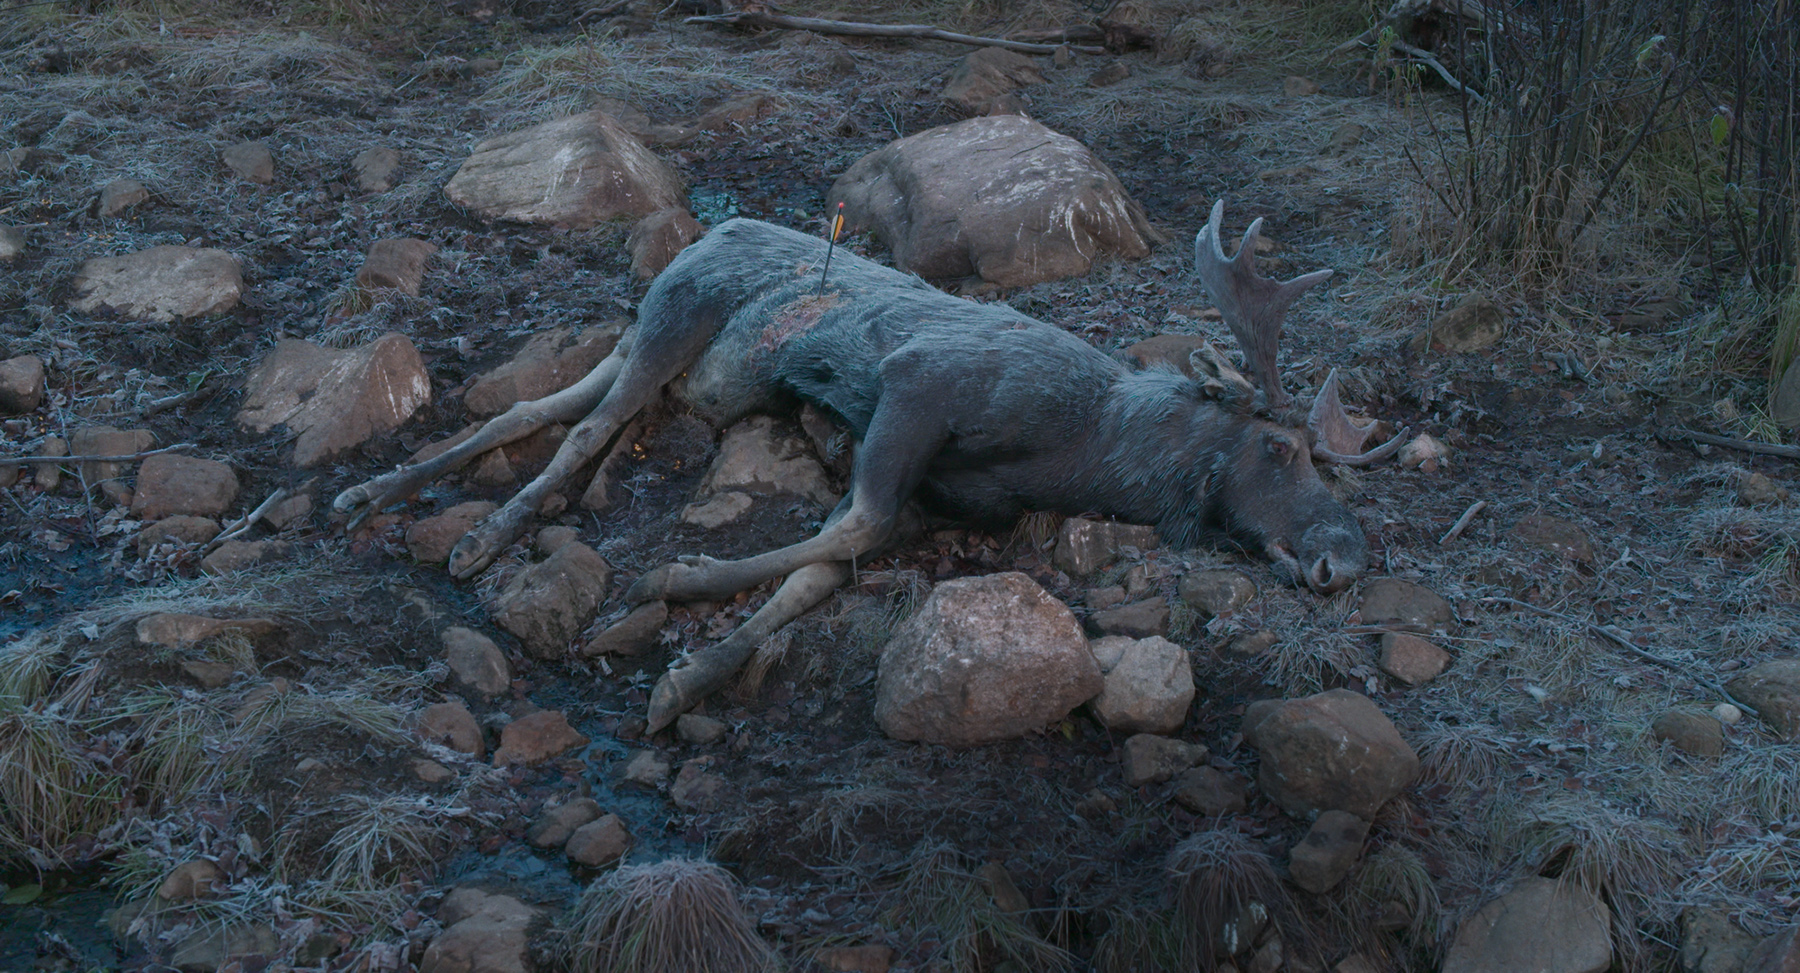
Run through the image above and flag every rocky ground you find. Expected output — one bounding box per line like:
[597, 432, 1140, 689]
[2, 2, 1798, 972]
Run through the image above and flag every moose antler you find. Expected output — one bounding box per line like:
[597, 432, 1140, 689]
[1194, 199, 1333, 409]
[1308, 368, 1411, 466]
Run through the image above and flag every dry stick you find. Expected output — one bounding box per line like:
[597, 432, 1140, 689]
[0, 443, 198, 468]
[1438, 499, 1487, 545]
[205, 481, 307, 553]
[1482, 596, 1761, 720]
[1388, 39, 1489, 103]
[1659, 426, 1800, 461]
[684, 10, 1106, 55]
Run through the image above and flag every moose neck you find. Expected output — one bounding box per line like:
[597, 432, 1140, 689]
[1052, 367, 1242, 548]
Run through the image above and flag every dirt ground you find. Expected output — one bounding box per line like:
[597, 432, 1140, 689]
[2, 1, 1797, 971]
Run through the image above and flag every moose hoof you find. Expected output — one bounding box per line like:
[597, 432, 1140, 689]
[332, 469, 426, 525]
[447, 533, 504, 579]
[625, 559, 723, 603]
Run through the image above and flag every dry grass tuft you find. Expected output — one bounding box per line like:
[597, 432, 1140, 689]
[566, 857, 779, 973]
[1092, 907, 1184, 973]
[881, 841, 1075, 973]
[1345, 844, 1442, 946]
[1166, 829, 1294, 972]
[0, 709, 125, 868]
[118, 688, 238, 807]
[308, 794, 454, 893]
[0, 633, 63, 710]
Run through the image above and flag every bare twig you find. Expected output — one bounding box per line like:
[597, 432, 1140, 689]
[1481, 597, 1762, 721]
[206, 481, 309, 553]
[1658, 426, 1800, 460]
[1438, 500, 1487, 545]
[0, 443, 198, 468]
[142, 375, 226, 417]
[684, 11, 1105, 55]
[1389, 39, 1488, 102]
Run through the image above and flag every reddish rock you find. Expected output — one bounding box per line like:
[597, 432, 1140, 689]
[70, 425, 154, 506]
[565, 814, 632, 866]
[442, 626, 513, 698]
[1243, 689, 1419, 819]
[352, 146, 401, 193]
[1378, 632, 1451, 686]
[419, 701, 485, 757]
[1725, 659, 1800, 740]
[0, 355, 46, 413]
[670, 759, 731, 812]
[200, 539, 292, 575]
[491, 542, 613, 659]
[464, 324, 623, 417]
[1651, 710, 1724, 757]
[130, 454, 239, 520]
[444, 111, 685, 228]
[1358, 578, 1454, 632]
[137, 515, 222, 553]
[237, 334, 431, 467]
[1442, 876, 1611, 973]
[1180, 568, 1258, 615]
[493, 710, 588, 765]
[157, 859, 226, 901]
[582, 600, 669, 657]
[222, 140, 274, 184]
[1516, 514, 1596, 564]
[628, 207, 704, 278]
[1121, 733, 1207, 787]
[1171, 766, 1247, 816]
[136, 613, 278, 647]
[1288, 810, 1370, 893]
[356, 238, 437, 296]
[407, 501, 498, 565]
[526, 797, 601, 848]
[71, 246, 242, 323]
[941, 47, 1045, 114]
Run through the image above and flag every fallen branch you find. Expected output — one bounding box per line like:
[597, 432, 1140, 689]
[143, 375, 226, 417]
[0, 443, 197, 468]
[1481, 596, 1761, 722]
[1389, 39, 1486, 102]
[1658, 426, 1800, 460]
[206, 479, 313, 553]
[1438, 499, 1487, 545]
[685, 11, 1105, 55]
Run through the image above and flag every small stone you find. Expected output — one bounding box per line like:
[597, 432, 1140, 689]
[1414, 296, 1505, 354]
[1712, 703, 1742, 725]
[1288, 810, 1370, 893]
[182, 659, 241, 689]
[355, 238, 436, 296]
[1739, 473, 1788, 506]
[263, 492, 312, 529]
[1089, 596, 1170, 638]
[1171, 766, 1247, 816]
[815, 944, 895, 973]
[407, 501, 498, 564]
[627, 207, 704, 279]
[137, 515, 222, 553]
[942, 47, 1045, 114]
[352, 146, 401, 193]
[1053, 518, 1159, 576]
[1092, 634, 1194, 734]
[1441, 876, 1611, 973]
[157, 859, 225, 901]
[1399, 433, 1451, 472]
[464, 323, 624, 416]
[0, 355, 47, 413]
[136, 613, 278, 647]
[237, 335, 431, 467]
[419, 701, 484, 757]
[1651, 710, 1724, 757]
[412, 758, 454, 783]
[670, 760, 731, 811]
[536, 525, 579, 556]
[493, 710, 589, 765]
[583, 601, 670, 657]
[527, 797, 602, 848]
[491, 542, 613, 659]
[1282, 75, 1322, 96]
[1088, 61, 1132, 86]
[1378, 632, 1451, 686]
[222, 140, 274, 184]
[1121, 733, 1207, 787]
[1243, 689, 1419, 819]
[681, 491, 754, 527]
[200, 539, 292, 575]
[1725, 659, 1800, 741]
[1679, 908, 1759, 973]
[169, 922, 278, 973]
[1227, 630, 1279, 657]
[98, 178, 150, 217]
[1179, 568, 1258, 615]
[677, 713, 728, 745]
[565, 814, 632, 866]
[1086, 586, 1128, 611]
[622, 749, 671, 786]
[1359, 578, 1454, 633]
[130, 454, 239, 520]
[443, 627, 512, 698]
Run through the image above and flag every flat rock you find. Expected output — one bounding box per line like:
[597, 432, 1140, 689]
[1725, 658, 1800, 740]
[1089, 596, 1170, 638]
[237, 334, 431, 467]
[622, 749, 671, 787]
[670, 759, 731, 811]
[1414, 296, 1505, 354]
[418, 701, 484, 756]
[526, 797, 601, 848]
[493, 709, 589, 765]
[136, 613, 278, 647]
[677, 713, 728, 745]
[941, 47, 1045, 114]
[875, 572, 1101, 746]
[0, 355, 46, 413]
[627, 207, 704, 278]
[129, 454, 238, 520]
[1092, 634, 1193, 734]
[222, 140, 274, 184]
[70, 246, 243, 322]
[1171, 765, 1247, 816]
[200, 539, 291, 575]
[137, 515, 221, 553]
[1243, 689, 1419, 819]
[1180, 568, 1258, 615]
[1378, 632, 1451, 686]
[356, 238, 437, 296]
[422, 889, 538, 973]
[681, 491, 754, 527]
[1516, 514, 1595, 563]
[443, 626, 512, 698]
[444, 110, 684, 228]
[98, 178, 150, 217]
[1746, 925, 1799, 973]
[565, 814, 632, 866]
[696, 415, 837, 507]
[582, 600, 668, 657]
[1288, 810, 1370, 893]
[407, 501, 498, 564]
[1053, 517, 1159, 576]
[1442, 876, 1611, 973]
[1681, 908, 1759, 973]
[170, 922, 278, 973]
[465, 324, 623, 416]
[827, 115, 1165, 287]
[1121, 733, 1207, 787]
[1652, 709, 1724, 757]
[352, 145, 401, 192]
[1359, 578, 1453, 633]
[491, 541, 612, 659]
[414, 759, 454, 783]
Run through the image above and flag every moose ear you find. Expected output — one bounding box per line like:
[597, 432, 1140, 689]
[1189, 342, 1258, 414]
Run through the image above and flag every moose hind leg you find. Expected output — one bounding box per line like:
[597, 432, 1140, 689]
[333, 348, 629, 526]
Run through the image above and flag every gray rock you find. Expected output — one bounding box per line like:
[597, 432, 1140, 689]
[1725, 659, 1800, 740]
[0, 355, 46, 413]
[70, 246, 243, 322]
[1121, 733, 1207, 787]
[1053, 517, 1159, 576]
[443, 627, 512, 698]
[1378, 632, 1450, 686]
[422, 889, 538, 973]
[1680, 908, 1758, 973]
[1092, 634, 1194, 734]
[352, 145, 401, 192]
[1442, 876, 1611, 973]
[170, 922, 278, 972]
[1171, 766, 1246, 816]
[222, 140, 274, 184]
[1243, 689, 1419, 819]
[98, 178, 150, 217]
[129, 454, 238, 520]
[237, 334, 431, 467]
[527, 797, 601, 848]
[565, 814, 632, 866]
[583, 601, 669, 657]
[0, 225, 25, 261]
[1745, 925, 1799, 973]
[444, 111, 684, 228]
[695, 415, 837, 508]
[827, 115, 1166, 288]
[1288, 810, 1370, 893]
[1089, 596, 1170, 638]
[491, 542, 612, 659]
[1179, 568, 1258, 615]
[876, 572, 1100, 746]
[677, 713, 728, 745]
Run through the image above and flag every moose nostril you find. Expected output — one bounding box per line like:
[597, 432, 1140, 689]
[1308, 556, 1341, 593]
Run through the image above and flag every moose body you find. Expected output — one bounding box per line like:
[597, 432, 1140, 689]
[336, 212, 1368, 729]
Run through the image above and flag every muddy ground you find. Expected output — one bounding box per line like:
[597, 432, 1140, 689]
[1, 1, 1797, 971]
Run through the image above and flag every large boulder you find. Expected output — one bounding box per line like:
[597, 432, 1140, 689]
[1243, 689, 1419, 819]
[1442, 876, 1612, 973]
[70, 246, 243, 322]
[444, 111, 684, 228]
[827, 116, 1165, 287]
[237, 334, 431, 467]
[875, 572, 1101, 746]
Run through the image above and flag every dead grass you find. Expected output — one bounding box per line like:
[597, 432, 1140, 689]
[0, 709, 125, 868]
[1166, 829, 1294, 972]
[880, 841, 1076, 973]
[566, 858, 780, 973]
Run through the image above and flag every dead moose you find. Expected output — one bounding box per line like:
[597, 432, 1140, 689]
[335, 201, 1401, 731]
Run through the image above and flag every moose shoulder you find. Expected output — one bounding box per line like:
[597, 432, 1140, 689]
[335, 208, 1370, 728]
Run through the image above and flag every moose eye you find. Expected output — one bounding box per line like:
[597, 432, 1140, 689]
[1264, 432, 1294, 462]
